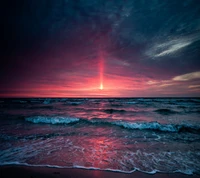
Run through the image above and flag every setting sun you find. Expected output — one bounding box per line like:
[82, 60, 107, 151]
[100, 83, 103, 90]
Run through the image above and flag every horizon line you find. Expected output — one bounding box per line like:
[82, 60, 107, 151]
[0, 96, 199, 99]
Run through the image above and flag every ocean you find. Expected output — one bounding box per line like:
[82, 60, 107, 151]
[0, 98, 200, 175]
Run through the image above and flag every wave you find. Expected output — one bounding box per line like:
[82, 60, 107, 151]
[25, 116, 200, 133]
[65, 101, 83, 105]
[43, 99, 51, 104]
[113, 121, 199, 133]
[124, 101, 137, 104]
[0, 162, 197, 175]
[110, 103, 123, 107]
[103, 109, 126, 113]
[25, 116, 79, 124]
[11, 100, 27, 103]
[154, 109, 178, 115]
[180, 110, 200, 114]
[155, 108, 200, 115]
[28, 105, 54, 109]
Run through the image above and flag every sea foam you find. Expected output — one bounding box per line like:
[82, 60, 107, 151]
[25, 116, 200, 133]
[25, 116, 79, 124]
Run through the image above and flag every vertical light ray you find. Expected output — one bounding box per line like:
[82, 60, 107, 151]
[100, 83, 103, 90]
[99, 50, 104, 90]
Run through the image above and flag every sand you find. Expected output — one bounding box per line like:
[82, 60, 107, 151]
[1, 166, 200, 178]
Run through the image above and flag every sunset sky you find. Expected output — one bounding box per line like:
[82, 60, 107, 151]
[1, 0, 200, 97]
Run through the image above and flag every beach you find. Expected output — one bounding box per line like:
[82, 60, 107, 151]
[1, 166, 200, 178]
[1, 0, 200, 177]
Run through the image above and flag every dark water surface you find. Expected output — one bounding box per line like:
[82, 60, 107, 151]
[0, 98, 200, 174]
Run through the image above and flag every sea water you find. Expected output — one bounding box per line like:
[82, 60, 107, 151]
[0, 98, 200, 174]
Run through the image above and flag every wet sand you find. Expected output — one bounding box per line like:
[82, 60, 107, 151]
[1, 166, 199, 178]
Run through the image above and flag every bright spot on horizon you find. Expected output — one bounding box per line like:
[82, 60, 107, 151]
[100, 83, 103, 90]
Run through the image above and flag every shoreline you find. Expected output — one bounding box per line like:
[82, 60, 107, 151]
[1, 166, 199, 178]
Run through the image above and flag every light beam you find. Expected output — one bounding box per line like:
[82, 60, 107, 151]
[100, 83, 103, 90]
[99, 50, 104, 90]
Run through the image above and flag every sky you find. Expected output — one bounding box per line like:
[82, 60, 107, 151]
[1, 0, 200, 97]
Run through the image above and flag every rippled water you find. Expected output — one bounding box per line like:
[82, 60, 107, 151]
[0, 98, 200, 174]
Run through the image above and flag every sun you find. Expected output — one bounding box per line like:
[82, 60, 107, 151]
[100, 83, 103, 90]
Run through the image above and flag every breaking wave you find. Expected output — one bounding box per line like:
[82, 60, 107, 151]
[0, 162, 198, 175]
[25, 116, 200, 133]
[25, 116, 79, 124]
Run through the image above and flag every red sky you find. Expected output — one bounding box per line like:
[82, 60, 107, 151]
[0, 0, 200, 97]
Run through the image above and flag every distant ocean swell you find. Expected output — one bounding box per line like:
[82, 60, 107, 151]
[25, 116, 200, 133]
[16, 105, 200, 115]
[8, 98, 200, 103]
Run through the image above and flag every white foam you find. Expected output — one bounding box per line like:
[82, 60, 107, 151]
[25, 116, 199, 133]
[25, 116, 79, 124]
[0, 159, 197, 175]
[113, 121, 178, 132]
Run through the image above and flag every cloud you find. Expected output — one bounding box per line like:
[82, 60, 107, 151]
[147, 80, 158, 85]
[146, 34, 200, 58]
[109, 59, 130, 66]
[1, 0, 200, 97]
[154, 41, 192, 57]
[173, 71, 200, 81]
[188, 85, 200, 89]
[159, 83, 174, 87]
